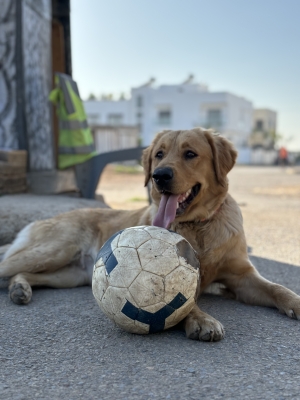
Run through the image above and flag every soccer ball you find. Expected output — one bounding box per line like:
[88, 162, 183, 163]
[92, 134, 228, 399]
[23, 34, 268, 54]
[92, 226, 200, 334]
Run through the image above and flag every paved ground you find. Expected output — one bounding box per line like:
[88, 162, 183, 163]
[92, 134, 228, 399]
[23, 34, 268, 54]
[0, 165, 300, 399]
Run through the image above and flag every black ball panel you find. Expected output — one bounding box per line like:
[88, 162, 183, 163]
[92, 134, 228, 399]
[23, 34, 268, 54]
[175, 239, 200, 270]
[95, 229, 124, 265]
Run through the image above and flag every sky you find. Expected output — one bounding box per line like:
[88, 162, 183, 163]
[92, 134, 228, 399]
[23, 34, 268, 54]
[71, 0, 300, 150]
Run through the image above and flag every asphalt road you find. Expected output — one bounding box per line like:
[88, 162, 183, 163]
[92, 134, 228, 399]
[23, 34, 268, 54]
[1, 166, 300, 399]
[1, 257, 300, 399]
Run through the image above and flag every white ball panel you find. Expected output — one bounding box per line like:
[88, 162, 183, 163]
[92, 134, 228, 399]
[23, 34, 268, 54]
[106, 266, 127, 288]
[113, 309, 138, 333]
[94, 257, 105, 270]
[100, 286, 137, 321]
[92, 263, 108, 302]
[105, 246, 142, 288]
[142, 301, 166, 313]
[118, 228, 151, 249]
[123, 225, 147, 230]
[164, 265, 198, 304]
[138, 238, 173, 266]
[109, 247, 141, 280]
[143, 226, 183, 245]
[107, 260, 142, 288]
[133, 320, 150, 334]
[113, 247, 141, 269]
[110, 234, 121, 251]
[97, 287, 116, 321]
[94, 296, 113, 320]
[129, 271, 164, 307]
[162, 307, 178, 330]
[140, 243, 179, 276]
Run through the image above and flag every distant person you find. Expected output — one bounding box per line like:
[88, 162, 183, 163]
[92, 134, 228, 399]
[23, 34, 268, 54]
[279, 146, 289, 166]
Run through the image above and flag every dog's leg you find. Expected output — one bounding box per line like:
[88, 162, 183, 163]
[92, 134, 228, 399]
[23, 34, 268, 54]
[0, 245, 79, 279]
[0, 248, 78, 305]
[184, 304, 225, 341]
[220, 259, 300, 320]
[8, 263, 92, 305]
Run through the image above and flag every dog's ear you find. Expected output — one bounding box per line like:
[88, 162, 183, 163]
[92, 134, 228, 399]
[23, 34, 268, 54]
[142, 130, 169, 186]
[205, 131, 238, 187]
[142, 146, 152, 186]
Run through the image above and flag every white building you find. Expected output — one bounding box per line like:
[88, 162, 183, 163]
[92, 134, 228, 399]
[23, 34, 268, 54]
[92, 125, 139, 154]
[249, 108, 277, 150]
[253, 109, 277, 134]
[246, 108, 278, 165]
[85, 77, 254, 153]
[85, 98, 133, 126]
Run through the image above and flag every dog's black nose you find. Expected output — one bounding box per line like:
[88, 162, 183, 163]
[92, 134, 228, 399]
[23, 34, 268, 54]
[152, 167, 173, 187]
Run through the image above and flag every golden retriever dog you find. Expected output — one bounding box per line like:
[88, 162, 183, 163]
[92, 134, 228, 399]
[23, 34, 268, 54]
[1, 128, 300, 341]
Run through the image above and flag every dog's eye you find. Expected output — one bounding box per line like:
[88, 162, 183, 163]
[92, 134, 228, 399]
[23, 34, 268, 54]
[185, 151, 197, 159]
[155, 151, 164, 159]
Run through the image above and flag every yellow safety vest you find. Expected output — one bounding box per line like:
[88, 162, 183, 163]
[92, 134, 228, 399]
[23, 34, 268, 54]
[49, 73, 96, 169]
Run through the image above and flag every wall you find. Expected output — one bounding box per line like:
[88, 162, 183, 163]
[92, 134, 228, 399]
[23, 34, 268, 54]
[0, 0, 54, 170]
[85, 100, 134, 126]
[0, 0, 18, 149]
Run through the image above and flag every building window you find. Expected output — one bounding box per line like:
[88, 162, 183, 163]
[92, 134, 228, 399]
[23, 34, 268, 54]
[87, 113, 99, 125]
[107, 113, 123, 125]
[255, 120, 264, 131]
[136, 96, 143, 107]
[206, 109, 222, 129]
[158, 110, 172, 125]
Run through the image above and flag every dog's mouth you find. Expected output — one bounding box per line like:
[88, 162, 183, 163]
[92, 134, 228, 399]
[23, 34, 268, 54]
[152, 183, 201, 229]
[175, 183, 201, 216]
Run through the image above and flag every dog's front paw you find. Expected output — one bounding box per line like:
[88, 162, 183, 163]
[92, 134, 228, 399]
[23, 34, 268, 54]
[9, 282, 32, 305]
[279, 300, 300, 320]
[184, 312, 225, 342]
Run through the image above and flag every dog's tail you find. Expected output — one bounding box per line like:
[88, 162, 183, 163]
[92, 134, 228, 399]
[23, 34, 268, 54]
[0, 244, 12, 288]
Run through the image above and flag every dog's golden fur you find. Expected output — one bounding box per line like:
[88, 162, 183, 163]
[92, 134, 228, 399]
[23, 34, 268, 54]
[1, 128, 300, 341]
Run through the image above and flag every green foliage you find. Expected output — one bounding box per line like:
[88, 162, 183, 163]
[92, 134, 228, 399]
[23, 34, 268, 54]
[128, 197, 148, 202]
[114, 164, 144, 174]
[87, 93, 97, 100]
[100, 93, 114, 100]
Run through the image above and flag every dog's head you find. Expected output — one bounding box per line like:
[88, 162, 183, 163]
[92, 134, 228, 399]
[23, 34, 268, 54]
[142, 128, 237, 227]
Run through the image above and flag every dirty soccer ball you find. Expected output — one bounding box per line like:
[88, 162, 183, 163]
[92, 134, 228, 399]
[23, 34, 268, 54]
[92, 226, 200, 334]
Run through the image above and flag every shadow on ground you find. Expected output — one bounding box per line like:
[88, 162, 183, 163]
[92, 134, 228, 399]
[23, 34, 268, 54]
[1, 256, 299, 399]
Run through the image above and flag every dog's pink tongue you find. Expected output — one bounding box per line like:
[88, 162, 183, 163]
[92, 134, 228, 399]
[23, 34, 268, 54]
[152, 193, 179, 229]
